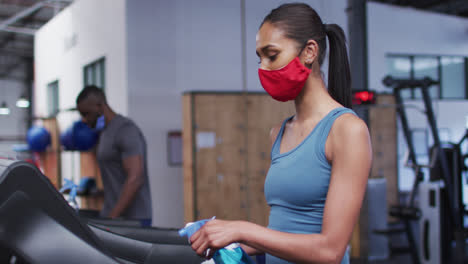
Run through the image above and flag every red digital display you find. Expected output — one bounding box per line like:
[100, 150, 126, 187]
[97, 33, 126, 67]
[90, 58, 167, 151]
[352, 91, 376, 105]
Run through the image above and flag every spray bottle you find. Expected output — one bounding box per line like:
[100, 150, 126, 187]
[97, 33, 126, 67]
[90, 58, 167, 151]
[179, 217, 255, 264]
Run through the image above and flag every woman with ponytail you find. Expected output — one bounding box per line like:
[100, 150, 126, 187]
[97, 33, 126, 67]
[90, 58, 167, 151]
[189, 3, 371, 264]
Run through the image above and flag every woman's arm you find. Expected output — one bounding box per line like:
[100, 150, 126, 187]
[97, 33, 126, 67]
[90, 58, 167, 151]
[191, 219, 342, 263]
[240, 244, 262, 256]
[190, 115, 371, 263]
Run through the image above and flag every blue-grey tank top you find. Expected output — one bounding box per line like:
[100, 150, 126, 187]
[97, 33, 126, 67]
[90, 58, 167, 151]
[264, 107, 355, 264]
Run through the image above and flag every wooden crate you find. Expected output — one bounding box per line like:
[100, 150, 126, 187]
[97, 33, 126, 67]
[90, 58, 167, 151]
[39, 150, 60, 188]
[182, 92, 294, 226]
[39, 117, 61, 188]
[80, 151, 104, 210]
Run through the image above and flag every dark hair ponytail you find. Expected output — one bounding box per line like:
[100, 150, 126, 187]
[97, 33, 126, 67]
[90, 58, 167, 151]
[325, 24, 351, 108]
[261, 3, 352, 108]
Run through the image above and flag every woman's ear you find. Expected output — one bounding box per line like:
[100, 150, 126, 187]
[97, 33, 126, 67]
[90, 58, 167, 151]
[301, 39, 319, 67]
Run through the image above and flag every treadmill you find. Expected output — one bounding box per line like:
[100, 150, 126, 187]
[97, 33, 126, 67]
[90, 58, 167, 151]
[0, 159, 203, 264]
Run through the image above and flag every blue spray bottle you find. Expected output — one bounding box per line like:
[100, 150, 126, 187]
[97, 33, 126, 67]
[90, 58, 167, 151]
[179, 217, 255, 264]
[60, 178, 79, 211]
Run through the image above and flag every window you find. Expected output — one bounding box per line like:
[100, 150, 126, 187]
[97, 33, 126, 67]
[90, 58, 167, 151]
[413, 57, 439, 99]
[441, 57, 465, 99]
[386, 56, 412, 99]
[83, 57, 105, 90]
[47, 80, 59, 117]
[386, 54, 467, 99]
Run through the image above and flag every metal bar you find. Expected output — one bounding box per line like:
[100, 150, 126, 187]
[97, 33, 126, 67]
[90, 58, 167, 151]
[0, 15, 49, 25]
[404, 219, 420, 264]
[409, 0, 445, 9]
[426, 0, 468, 13]
[0, 76, 29, 82]
[465, 58, 468, 99]
[421, 87, 453, 204]
[394, 87, 423, 205]
[409, 170, 424, 206]
[409, 56, 414, 98]
[394, 89, 418, 166]
[0, 2, 45, 31]
[437, 56, 442, 99]
[458, 131, 468, 146]
[453, 146, 463, 222]
[0, 26, 36, 36]
[420, 85, 465, 263]
[347, 0, 368, 91]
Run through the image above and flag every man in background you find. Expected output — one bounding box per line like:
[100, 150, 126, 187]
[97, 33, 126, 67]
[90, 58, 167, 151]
[76, 85, 152, 220]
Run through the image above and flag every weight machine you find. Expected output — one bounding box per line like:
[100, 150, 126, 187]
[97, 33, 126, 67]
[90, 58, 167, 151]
[381, 76, 467, 264]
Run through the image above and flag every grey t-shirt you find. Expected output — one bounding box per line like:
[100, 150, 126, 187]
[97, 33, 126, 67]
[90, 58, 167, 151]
[96, 114, 152, 219]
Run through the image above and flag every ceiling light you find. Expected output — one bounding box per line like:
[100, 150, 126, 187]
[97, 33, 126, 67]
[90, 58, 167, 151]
[0, 102, 10, 115]
[16, 95, 30, 108]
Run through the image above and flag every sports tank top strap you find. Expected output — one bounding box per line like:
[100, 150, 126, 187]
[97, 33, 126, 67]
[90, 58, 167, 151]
[315, 107, 357, 163]
[318, 107, 356, 137]
[271, 115, 294, 159]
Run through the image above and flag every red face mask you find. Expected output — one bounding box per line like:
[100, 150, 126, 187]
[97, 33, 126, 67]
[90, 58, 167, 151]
[258, 57, 311, 102]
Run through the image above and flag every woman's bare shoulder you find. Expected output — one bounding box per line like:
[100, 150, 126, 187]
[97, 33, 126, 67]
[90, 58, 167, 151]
[269, 123, 283, 145]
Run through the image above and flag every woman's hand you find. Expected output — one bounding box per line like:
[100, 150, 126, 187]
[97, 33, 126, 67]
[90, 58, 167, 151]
[190, 219, 244, 258]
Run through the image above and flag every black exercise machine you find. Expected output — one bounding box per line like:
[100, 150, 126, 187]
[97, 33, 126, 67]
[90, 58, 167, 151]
[381, 76, 466, 264]
[0, 159, 203, 264]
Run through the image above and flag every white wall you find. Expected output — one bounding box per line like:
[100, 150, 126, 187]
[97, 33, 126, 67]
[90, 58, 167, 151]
[34, 0, 128, 121]
[126, 0, 244, 228]
[126, 0, 349, 227]
[367, 2, 468, 191]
